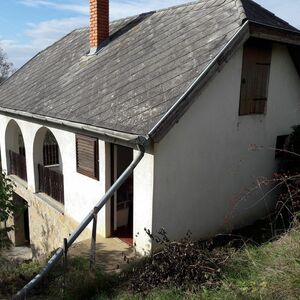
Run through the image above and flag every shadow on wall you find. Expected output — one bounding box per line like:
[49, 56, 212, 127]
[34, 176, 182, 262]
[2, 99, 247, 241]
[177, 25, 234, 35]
[30, 202, 56, 259]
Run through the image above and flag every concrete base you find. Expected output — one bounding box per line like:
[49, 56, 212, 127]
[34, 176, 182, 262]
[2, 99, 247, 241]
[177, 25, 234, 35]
[69, 235, 134, 273]
[2, 246, 33, 262]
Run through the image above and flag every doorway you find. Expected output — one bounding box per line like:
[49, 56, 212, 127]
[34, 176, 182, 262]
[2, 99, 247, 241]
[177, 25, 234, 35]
[111, 144, 133, 245]
[13, 193, 30, 246]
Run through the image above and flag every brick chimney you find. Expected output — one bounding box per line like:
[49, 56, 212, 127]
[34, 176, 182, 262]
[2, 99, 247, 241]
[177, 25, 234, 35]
[89, 0, 109, 54]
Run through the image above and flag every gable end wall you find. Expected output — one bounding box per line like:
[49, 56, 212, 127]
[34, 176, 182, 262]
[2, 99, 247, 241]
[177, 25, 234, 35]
[152, 43, 300, 241]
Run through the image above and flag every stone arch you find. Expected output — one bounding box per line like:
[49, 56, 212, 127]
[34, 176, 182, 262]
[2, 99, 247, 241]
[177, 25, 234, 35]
[5, 119, 27, 181]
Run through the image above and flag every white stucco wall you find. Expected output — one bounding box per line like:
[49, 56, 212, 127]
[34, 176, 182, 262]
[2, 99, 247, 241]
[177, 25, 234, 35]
[152, 43, 300, 241]
[133, 150, 154, 255]
[0, 116, 111, 246]
[0, 111, 154, 255]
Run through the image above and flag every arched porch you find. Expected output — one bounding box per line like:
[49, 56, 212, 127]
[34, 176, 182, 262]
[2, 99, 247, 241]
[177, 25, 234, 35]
[5, 120, 27, 181]
[33, 128, 64, 204]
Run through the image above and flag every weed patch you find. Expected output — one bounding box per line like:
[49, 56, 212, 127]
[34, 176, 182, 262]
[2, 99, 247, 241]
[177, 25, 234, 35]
[0, 258, 40, 298]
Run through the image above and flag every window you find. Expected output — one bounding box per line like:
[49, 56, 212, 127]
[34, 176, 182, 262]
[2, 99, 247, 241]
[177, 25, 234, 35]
[76, 134, 99, 180]
[239, 39, 272, 115]
[275, 135, 289, 159]
[43, 131, 59, 166]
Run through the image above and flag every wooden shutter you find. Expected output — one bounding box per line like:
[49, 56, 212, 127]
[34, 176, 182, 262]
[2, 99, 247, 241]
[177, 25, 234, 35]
[76, 134, 99, 180]
[239, 39, 272, 115]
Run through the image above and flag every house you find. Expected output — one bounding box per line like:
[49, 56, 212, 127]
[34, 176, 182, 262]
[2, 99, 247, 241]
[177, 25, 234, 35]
[0, 0, 299, 257]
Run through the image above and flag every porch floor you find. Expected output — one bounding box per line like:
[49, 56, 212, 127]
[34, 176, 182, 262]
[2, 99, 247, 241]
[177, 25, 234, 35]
[2, 237, 134, 274]
[69, 235, 134, 273]
[2, 246, 33, 262]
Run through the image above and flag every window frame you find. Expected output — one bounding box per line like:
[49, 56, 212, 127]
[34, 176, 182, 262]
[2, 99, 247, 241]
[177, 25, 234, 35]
[239, 39, 272, 116]
[75, 134, 99, 180]
[275, 135, 289, 159]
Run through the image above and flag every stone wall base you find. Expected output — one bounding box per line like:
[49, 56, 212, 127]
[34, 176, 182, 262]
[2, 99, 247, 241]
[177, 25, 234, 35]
[9, 179, 91, 260]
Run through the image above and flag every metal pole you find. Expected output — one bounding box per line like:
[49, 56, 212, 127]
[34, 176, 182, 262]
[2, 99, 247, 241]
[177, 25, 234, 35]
[63, 238, 68, 269]
[63, 238, 68, 298]
[90, 207, 97, 272]
[14, 147, 145, 300]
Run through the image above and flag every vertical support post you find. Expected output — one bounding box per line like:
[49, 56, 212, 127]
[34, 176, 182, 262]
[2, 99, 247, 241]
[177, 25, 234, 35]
[90, 207, 97, 272]
[63, 238, 68, 297]
[63, 238, 68, 269]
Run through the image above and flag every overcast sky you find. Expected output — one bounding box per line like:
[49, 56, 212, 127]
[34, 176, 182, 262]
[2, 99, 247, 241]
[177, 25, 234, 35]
[0, 0, 299, 68]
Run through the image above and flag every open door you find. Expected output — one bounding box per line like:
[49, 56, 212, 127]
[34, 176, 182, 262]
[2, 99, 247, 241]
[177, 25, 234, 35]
[13, 193, 30, 246]
[111, 144, 133, 245]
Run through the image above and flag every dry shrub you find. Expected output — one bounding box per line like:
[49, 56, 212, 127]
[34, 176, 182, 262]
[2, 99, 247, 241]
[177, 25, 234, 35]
[129, 229, 229, 293]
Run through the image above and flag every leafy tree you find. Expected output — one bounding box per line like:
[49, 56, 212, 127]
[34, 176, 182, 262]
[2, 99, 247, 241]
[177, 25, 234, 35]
[0, 173, 16, 248]
[0, 47, 13, 84]
[0, 173, 15, 224]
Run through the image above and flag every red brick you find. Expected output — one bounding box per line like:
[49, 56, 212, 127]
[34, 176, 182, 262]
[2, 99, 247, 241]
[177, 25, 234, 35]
[90, 0, 109, 49]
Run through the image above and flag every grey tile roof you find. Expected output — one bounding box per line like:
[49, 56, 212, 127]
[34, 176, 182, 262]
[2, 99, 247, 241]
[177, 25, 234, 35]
[241, 0, 299, 32]
[0, 0, 298, 136]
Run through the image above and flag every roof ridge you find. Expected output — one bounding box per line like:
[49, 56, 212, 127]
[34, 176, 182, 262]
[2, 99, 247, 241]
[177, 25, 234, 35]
[151, 0, 199, 14]
[72, 1, 202, 33]
[75, 0, 239, 32]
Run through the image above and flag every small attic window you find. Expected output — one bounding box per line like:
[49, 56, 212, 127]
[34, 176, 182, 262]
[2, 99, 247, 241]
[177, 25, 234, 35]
[239, 39, 272, 115]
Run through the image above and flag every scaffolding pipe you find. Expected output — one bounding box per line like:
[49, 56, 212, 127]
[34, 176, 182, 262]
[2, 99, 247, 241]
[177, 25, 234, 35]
[14, 147, 145, 300]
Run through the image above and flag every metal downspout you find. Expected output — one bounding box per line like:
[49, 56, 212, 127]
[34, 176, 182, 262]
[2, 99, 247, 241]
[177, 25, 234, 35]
[14, 145, 145, 300]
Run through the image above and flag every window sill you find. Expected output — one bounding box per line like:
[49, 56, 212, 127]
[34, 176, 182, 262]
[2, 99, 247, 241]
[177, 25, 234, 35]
[8, 175, 28, 189]
[238, 114, 266, 121]
[239, 112, 266, 117]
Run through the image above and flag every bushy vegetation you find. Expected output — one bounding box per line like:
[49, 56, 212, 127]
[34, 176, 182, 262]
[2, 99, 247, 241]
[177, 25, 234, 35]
[0, 172, 16, 250]
[0, 259, 41, 298]
[0, 172, 15, 225]
[0, 46, 13, 84]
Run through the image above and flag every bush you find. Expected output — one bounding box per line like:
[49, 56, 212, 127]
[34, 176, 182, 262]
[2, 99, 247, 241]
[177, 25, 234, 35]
[277, 125, 300, 174]
[0, 259, 40, 298]
[0, 172, 16, 249]
[275, 125, 300, 223]
[0, 172, 15, 224]
[128, 229, 228, 293]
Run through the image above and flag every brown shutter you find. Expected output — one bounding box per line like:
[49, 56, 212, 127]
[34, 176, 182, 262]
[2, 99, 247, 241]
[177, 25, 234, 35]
[76, 134, 99, 180]
[239, 39, 272, 115]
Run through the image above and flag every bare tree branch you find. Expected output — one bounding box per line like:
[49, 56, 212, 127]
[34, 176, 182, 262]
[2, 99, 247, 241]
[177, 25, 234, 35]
[0, 47, 14, 84]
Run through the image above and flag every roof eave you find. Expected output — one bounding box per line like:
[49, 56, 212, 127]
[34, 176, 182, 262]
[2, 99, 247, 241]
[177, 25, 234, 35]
[0, 107, 149, 149]
[249, 21, 300, 46]
[249, 21, 300, 77]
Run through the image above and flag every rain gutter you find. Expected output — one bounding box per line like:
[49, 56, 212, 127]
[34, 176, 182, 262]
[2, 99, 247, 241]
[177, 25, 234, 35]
[0, 107, 148, 149]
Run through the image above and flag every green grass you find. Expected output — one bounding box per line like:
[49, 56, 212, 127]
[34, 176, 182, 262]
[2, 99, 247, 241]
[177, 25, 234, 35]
[0, 258, 41, 298]
[214, 225, 300, 300]
[1, 225, 300, 299]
